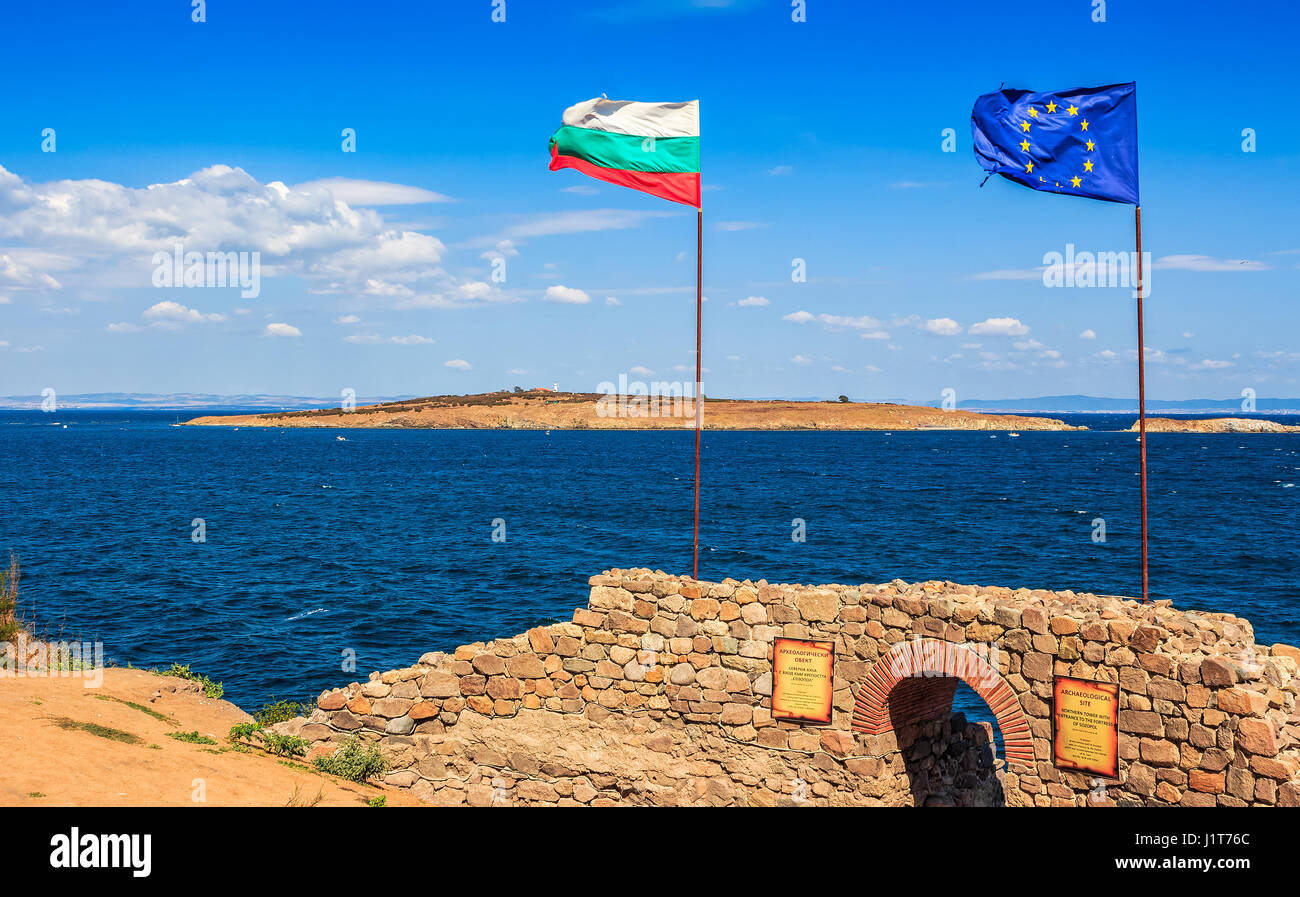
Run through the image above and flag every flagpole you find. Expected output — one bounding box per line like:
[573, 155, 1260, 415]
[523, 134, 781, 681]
[693, 206, 702, 580]
[1135, 205, 1148, 603]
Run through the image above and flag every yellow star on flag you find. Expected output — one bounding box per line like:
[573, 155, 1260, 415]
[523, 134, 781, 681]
[1086, 139, 1095, 151]
[1071, 175, 1082, 188]
[1021, 121, 1031, 132]
[1067, 105, 1078, 116]
[1030, 108, 1038, 118]
[1020, 139, 1030, 151]
[1081, 119, 1089, 131]
[1026, 162, 1033, 172]
[1084, 159, 1094, 172]
[1046, 101, 1057, 113]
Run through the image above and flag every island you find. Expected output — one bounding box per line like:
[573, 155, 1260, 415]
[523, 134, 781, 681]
[183, 391, 1086, 431]
[1128, 417, 1300, 434]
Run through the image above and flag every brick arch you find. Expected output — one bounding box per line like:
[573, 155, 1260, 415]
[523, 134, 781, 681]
[852, 638, 1036, 766]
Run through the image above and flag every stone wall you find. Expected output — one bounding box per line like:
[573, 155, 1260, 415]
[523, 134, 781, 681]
[279, 569, 1300, 806]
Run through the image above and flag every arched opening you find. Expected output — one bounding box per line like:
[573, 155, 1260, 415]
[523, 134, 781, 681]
[852, 638, 1036, 806]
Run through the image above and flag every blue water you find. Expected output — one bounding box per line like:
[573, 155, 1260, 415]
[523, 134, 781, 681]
[2, 410, 1298, 713]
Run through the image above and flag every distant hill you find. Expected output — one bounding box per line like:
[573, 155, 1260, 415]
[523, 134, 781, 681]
[0, 392, 414, 411]
[922, 395, 1300, 414]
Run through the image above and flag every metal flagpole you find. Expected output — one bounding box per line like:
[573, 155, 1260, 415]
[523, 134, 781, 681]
[1135, 205, 1148, 603]
[693, 207, 702, 579]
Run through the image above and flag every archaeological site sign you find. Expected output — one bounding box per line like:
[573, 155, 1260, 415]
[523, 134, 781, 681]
[1052, 676, 1119, 778]
[771, 638, 834, 724]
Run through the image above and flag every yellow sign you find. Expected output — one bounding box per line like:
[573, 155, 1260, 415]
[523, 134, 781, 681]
[1053, 676, 1119, 778]
[771, 638, 834, 725]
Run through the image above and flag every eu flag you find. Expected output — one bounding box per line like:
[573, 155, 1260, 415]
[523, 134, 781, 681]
[971, 82, 1139, 205]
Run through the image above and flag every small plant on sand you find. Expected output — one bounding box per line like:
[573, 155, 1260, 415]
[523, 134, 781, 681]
[228, 721, 263, 744]
[368, 795, 387, 807]
[53, 717, 143, 745]
[166, 730, 218, 745]
[284, 784, 325, 807]
[153, 663, 224, 699]
[93, 694, 174, 724]
[261, 732, 308, 758]
[312, 737, 388, 783]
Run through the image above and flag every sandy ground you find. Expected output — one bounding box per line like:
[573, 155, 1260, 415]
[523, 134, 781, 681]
[185, 392, 1084, 431]
[0, 666, 418, 807]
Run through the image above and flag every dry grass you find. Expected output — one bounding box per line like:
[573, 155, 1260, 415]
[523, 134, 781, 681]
[0, 553, 20, 642]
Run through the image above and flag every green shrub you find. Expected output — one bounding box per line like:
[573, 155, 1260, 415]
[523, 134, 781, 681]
[154, 663, 224, 699]
[368, 795, 387, 807]
[228, 722, 263, 744]
[262, 732, 308, 758]
[312, 738, 388, 783]
[253, 699, 311, 727]
[166, 730, 218, 745]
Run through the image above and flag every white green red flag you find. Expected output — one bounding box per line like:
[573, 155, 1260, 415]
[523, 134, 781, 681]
[548, 97, 700, 207]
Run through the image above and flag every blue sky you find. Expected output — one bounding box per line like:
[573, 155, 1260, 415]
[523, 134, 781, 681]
[1, 0, 1296, 402]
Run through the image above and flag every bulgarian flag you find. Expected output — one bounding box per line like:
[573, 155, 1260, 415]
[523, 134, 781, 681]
[548, 97, 700, 208]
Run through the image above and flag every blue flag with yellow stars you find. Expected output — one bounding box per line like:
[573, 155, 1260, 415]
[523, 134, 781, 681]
[971, 82, 1139, 205]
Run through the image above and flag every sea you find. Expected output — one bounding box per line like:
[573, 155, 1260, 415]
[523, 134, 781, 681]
[3, 410, 1298, 725]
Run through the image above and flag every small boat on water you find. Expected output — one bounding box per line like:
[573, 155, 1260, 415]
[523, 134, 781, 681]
[1008, 432, 1020, 437]
[336, 436, 347, 441]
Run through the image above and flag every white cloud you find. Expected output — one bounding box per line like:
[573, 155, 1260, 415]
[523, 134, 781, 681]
[138, 300, 225, 329]
[737, 296, 769, 307]
[503, 208, 676, 239]
[445, 358, 471, 370]
[969, 317, 1030, 336]
[479, 239, 518, 261]
[1079, 329, 1096, 340]
[923, 317, 962, 336]
[1013, 339, 1044, 351]
[0, 251, 61, 291]
[783, 310, 887, 334]
[790, 354, 813, 365]
[1194, 358, 1234, 370]
[629, 365, 654, 376]
[0, 163, 452, 300]
[264, 322, 301, 338]
[605, 296, 621, 305]
[344, 332, 433, 345]
[456, 281, 494, 300]
[544, 285, 590, 304]
[335, 314, 361, 324]
[292, 177, 453, 206]
[1154, 254, 1269, 272]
